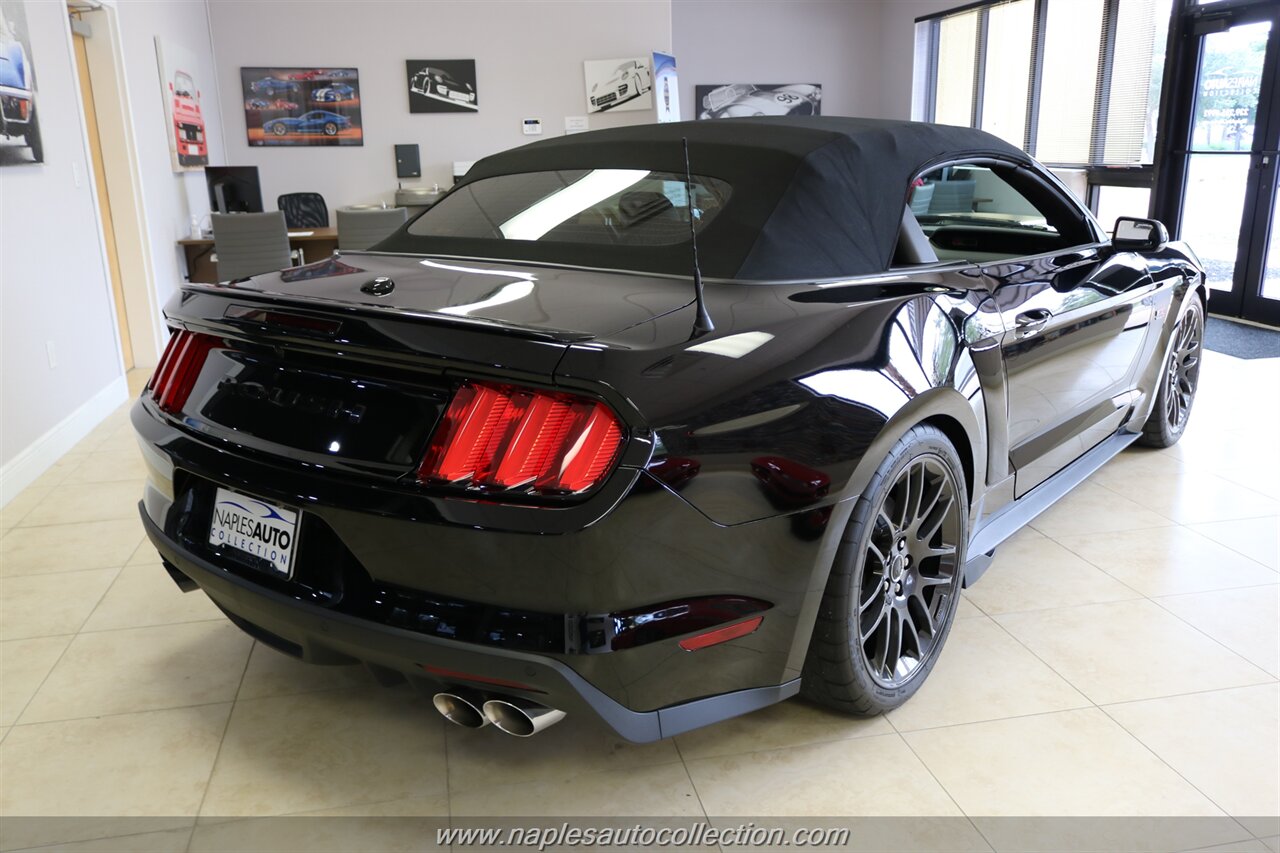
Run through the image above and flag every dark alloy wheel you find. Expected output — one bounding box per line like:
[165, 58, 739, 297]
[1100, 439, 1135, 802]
[324, 122, 338, 136]
[1139, 297, 1203, 448]
[803, 424, 967, 715]
[859, 454, 962, 687]
[272, 123, 287, 136]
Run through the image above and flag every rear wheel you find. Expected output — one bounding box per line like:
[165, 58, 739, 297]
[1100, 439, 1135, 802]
[324, 122, 338, 136]
[1138, 297, 1203, 448]
[802, 425, 967, 715]
[23, 107, 41, 163]
[272, 123, 287, 136]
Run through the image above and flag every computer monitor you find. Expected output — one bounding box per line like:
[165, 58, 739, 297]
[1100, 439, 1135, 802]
[206, 166, 263, 214]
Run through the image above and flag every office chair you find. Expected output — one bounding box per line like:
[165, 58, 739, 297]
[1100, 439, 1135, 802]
[337, 207, 408, 251]
[277, 192, 329, 229]
[211, 211, 292, 282]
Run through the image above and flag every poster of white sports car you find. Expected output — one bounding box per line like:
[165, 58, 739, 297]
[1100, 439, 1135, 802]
[696, 83, 822, 119]
[406, 59, 478, 113]
[583, 57, 652, 114]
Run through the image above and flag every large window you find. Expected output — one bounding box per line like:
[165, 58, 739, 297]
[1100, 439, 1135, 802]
[914, 0, 1174, 177]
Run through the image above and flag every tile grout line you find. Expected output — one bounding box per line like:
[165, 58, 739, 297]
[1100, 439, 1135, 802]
[2, 558, 127, 729]
[1043, 522, 1280, 680]
[189, 638, 256, 837]
[1094, 701, 1255, 839]
[670, 733, 714, 824]
[889, 723, 996, 851]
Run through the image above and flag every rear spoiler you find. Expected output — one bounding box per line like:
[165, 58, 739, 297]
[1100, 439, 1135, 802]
[180, 283, 596, 344]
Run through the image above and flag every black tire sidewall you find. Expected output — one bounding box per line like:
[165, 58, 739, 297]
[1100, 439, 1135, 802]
[804, 425, 969, 713]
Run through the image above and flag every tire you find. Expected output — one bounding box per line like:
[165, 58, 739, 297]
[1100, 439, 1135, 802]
[1137, 296, 1204, 448]
[23, 108, 41, 163]
[802, 424, 968, 715]
[323, 122, 337, 136]
[272, 124, 287, 136]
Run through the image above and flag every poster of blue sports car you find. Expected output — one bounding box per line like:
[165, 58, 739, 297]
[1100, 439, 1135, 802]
[695, 83, 822, 119]
[239, 67, 362, 146]
[0, 0, 42, 166]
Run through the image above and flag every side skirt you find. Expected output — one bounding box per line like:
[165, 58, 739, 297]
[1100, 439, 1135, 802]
[962, 430, 1141, 585]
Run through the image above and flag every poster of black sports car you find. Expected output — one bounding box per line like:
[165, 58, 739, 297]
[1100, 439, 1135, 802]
[239, 67, 362, 147]
[0, 0, 43, 166]
[406, 60, 478, 113]
[695, 84, 822, 120]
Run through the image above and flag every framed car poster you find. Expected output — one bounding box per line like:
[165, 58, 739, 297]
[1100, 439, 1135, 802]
[695, 84, 822, 120]
[0, 0, 43, 166]
[583, 57, 653, 114]
[406, 60, 478, 113]
[156, 38, 208, 171]
[652, 52, 680, 123]
[239, 67, 362, 147]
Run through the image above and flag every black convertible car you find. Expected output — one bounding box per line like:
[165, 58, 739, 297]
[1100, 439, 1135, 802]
[134, 117, 1205, 740]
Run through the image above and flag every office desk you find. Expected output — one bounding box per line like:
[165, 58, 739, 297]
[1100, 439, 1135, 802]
[177, 227, 339, 284]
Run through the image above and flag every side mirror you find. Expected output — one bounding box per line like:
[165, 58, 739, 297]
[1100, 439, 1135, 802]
[1112, 217, 1169, 251]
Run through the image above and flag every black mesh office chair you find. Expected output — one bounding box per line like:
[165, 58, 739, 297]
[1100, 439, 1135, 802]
[277, 192, 329, 229]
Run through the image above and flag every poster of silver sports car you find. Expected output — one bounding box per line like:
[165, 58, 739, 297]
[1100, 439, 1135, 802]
[406, 60, 478, 113]
[583, 57, 653, 114]
[696, 84, 822, 119]
[239, 67, 363, 147]
[0, 0, 42, 165]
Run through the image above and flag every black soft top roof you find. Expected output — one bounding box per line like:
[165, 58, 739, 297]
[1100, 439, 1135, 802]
[376, 116, 1030, 280]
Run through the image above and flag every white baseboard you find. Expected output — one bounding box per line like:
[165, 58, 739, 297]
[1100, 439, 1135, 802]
[0, 374, 130, 507]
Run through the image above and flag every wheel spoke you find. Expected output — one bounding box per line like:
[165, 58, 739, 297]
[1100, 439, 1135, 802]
[861, 599, 887, 640]
[902, 612, 923, 658]
[920, 543, 957, 560]
[916, 492, 953, 545]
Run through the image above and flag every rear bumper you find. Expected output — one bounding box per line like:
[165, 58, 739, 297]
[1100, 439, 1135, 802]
[141, 505, 799, 741]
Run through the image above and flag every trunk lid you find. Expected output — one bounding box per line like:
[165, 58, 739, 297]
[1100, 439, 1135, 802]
[216, 252, 696, 340]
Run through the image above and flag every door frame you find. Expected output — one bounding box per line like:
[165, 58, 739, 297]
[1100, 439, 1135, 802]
[1151, 0, 1280, 326]
[66, 4, 164, 367]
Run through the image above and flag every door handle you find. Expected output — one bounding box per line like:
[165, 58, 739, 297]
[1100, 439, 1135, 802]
[1015, 308, 1053, 333]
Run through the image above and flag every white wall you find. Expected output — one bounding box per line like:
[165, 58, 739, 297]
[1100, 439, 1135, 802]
[0, 1, 125, 490]
[672, 0, 885, 121]
[112, 0, 227, 364]
[206, 0, 674, 214]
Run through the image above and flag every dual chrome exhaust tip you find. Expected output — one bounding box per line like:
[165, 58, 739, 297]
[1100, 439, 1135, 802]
[432, 690, 566, 737]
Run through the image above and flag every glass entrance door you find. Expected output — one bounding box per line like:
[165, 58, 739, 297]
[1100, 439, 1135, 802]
[1162, 2, 1280, 325]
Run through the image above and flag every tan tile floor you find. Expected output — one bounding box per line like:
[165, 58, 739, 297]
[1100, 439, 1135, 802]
[0, 353, 1277, 848]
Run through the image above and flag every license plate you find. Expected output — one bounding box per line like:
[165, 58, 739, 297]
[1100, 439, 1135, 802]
[208, 487, 299, 578]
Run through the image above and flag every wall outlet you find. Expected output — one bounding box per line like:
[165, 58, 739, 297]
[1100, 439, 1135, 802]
[46, 340, 57, 369]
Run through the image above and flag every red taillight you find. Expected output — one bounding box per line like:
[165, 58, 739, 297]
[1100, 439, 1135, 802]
[148, 330, 219, 414]
[418, 381, 624, 496]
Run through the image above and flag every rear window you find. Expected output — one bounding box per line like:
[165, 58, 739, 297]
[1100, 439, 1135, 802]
[408, 169, 731, 247]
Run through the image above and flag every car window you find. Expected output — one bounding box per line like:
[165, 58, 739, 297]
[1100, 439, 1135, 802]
[408, 169, 731, 247]
[900, 163, 1090, 264]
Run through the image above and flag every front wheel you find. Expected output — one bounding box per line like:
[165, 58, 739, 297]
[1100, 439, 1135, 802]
[271, 124, 287, 136]
[323, 122, 338, 136]
[1138, 296, 1204, 448]
[802, 425, 967, 715]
